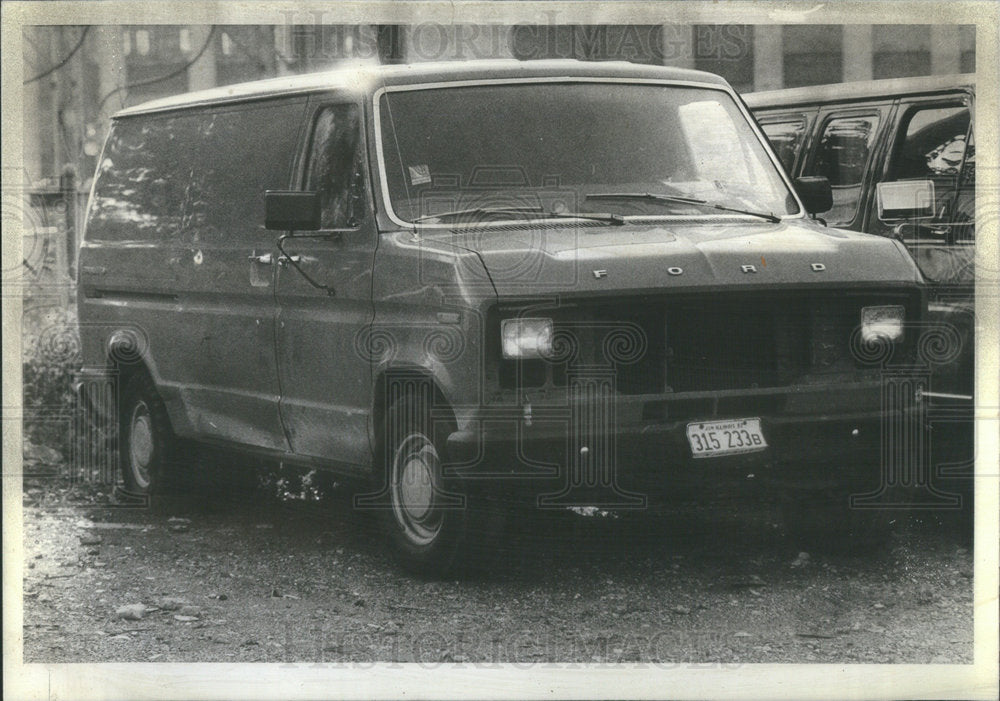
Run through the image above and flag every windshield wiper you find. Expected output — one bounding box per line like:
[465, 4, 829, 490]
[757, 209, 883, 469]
[412, 205, 624, 226]
[536, 210, 625, 225]
[585, 192, 781, 223]
[412, 206, 544, 223]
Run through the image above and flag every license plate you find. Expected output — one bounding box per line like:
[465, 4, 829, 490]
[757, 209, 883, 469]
[686, 418, 767, 458]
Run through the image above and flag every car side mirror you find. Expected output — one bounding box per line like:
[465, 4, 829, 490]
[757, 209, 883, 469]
[876, 180, 936, 222]
[794, 176, 833, 216]
[265, 190, 321, 231]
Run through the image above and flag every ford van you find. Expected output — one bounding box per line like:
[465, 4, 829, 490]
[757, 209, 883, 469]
[78, 61, 928, 574]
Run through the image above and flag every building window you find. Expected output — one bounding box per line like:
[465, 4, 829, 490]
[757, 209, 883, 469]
[693, 25, 754, 93]
[782, 26, 843, 88]
[873, 25, 931, 79]
[135, 29, 150, 56]
[213, 27, 276, 86]
[959, 25, 975, 73]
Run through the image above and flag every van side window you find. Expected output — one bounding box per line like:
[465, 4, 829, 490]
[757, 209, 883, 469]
[306, 104, 366, 229]
[86, 118, 187, 241]
[887, 104, 973, 245]
[813, 114, 880, 226]
[189, 104, 306, 241]
[889, 106, 970, 180]
[759, 118, 807, 173]
[86, 101, 305, 242]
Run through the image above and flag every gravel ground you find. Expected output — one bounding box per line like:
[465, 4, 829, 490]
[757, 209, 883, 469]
[20, 460, 974, 666]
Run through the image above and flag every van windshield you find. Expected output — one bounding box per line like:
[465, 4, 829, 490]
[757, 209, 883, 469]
[377, 82, 799, 226]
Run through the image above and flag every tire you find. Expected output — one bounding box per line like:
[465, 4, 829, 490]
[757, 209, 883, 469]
[118, 372, 179, 498]
[377, 386, 503, 577]
[781, 489, 896, 554]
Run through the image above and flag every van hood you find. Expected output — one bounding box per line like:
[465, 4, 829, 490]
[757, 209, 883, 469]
[424, 219, 922, 297]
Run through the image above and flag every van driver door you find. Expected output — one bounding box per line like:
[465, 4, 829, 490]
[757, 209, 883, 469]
[273, 99, 376, 472]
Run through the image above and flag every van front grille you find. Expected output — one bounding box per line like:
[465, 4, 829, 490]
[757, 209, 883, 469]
[495, 290, 917, 398]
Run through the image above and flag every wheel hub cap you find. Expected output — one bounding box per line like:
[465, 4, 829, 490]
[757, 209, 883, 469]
[400, 455, 433, 520]
[129, 407, 153, 487]
[391, 433, 444, 545]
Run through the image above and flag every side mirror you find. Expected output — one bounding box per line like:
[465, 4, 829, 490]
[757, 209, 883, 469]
[265, 190, 321, 231]
[876, 180, 936, 222]
[794, 176, 833, 216]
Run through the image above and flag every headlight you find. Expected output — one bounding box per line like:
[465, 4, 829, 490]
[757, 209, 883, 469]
[501, 317, 553, 359]
[860, 305, 905, 343]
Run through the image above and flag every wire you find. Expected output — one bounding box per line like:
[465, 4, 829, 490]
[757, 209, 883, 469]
[96, 27, 216, 115]
[23, 27, 90, 85]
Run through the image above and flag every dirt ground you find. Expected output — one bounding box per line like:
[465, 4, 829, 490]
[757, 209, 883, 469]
[19, 454, 974, 666]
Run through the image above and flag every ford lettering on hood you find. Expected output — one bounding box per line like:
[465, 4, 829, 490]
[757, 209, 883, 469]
[414, 219, 922, 296]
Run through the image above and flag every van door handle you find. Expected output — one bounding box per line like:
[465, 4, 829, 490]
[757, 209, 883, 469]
[277, 255, 301, 267]
[248, 253, 272, 264]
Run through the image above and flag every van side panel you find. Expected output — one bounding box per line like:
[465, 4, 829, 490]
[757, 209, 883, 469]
[79, 98, 309, 450]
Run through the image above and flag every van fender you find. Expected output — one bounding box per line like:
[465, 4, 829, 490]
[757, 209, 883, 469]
[368, 360, 460, 463]
[100, 325, 191, 435]
[74, 323, 160, 428]
[360, 311, 486, 449]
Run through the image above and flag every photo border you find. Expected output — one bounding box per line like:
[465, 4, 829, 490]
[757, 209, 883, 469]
[3, 2, 997, 699]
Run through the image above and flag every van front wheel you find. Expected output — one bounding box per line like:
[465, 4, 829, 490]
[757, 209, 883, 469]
[390, 431, 448, 548]
[379, 391, 499, 576]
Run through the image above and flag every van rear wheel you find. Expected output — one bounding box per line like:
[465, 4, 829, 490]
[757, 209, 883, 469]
[119, 373, 178, 498]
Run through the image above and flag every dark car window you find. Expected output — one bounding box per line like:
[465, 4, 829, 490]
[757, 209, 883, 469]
[306, 103, 367, 229]
[880, 103, 974, 283]
[759, 117, 808, 173]
[812, 114, 881, 226]
[889, 105, 970, 181]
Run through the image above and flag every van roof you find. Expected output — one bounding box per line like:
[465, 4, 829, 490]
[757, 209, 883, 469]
[743, 73, 974, 109]
[114, 59, 730, 118]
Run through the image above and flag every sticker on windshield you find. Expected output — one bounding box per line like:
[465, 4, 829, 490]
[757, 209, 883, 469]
[408, 164, 431, 186]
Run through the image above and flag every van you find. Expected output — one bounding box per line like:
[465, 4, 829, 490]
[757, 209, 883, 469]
[79, 60, 928, 575]
[745, 74, 975, 400]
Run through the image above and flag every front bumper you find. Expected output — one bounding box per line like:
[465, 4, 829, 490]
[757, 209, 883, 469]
[443, 382, 920, 505]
